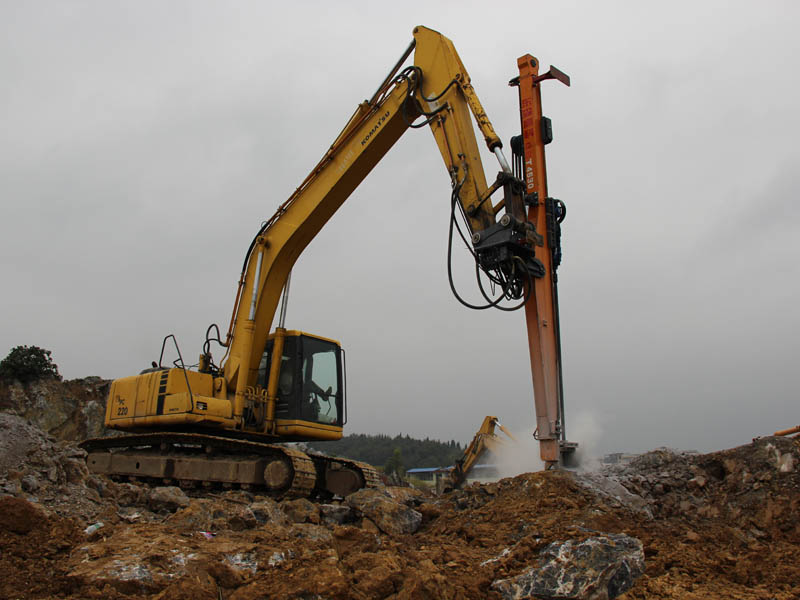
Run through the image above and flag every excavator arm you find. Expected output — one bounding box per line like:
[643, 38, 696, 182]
[220, 26, 536, 434]
[442, 416, 517, 491]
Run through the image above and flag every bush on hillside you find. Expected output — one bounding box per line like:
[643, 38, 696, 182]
[0, 345, 61, 383]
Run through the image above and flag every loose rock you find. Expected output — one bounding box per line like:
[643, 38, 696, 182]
[148, 486, 189, 512]
[319, 503, 352, 525]
[2, 379, 800, 600]
[345, 488, 422, 536]
[251, 498, 290, 526]
[280, 497, 320, 524]
[491, 534, 645, 600]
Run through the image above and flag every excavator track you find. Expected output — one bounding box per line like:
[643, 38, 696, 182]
[346, 458, 382, 489]
[80, 433, 376, 499]
[305, 452, 382, 494]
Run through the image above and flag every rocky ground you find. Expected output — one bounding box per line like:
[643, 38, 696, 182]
[1, 379, 798, 599]
[0, 376, 109, 441]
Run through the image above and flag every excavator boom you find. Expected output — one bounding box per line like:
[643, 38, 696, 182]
[221, 27, 507, 429]
[442, 416, 517, 491]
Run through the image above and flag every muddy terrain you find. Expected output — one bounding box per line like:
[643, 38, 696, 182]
[0, 380, 798, 599]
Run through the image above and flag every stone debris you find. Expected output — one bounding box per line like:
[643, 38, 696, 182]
[148, 485, 190, 512]
[1, 378, 799, 599]
[0, 377, 109, 441]
[0, 413, 100, 521]
[574, 471, 653, 518]
[267, 550, 289, 567]
[383, 485, 426, 505]
[319, 502, 353, 525]
[766, 442, 795, 473]
[480, 547, 511, 567]
[225, 551, 258, 575]
[491, 534, 644, 600]
[250, 498, 290, 526]
[280, 497, 321, 523]
[345, 488, 423, 536]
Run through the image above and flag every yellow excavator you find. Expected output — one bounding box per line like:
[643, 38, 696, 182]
[439, 416, 518, 492]
[82, 26, 574, 498]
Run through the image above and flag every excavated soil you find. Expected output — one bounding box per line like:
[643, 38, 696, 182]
[0, 408, 798, 599]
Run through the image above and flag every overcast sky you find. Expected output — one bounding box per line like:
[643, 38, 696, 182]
[2, 1, 798, 457]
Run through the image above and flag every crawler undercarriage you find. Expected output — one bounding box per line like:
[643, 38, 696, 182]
[80, 433, 380, 499]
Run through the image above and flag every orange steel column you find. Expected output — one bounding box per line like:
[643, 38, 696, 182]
[517, 55, 567, 467]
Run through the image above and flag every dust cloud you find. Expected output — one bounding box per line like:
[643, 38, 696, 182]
[567, 411, 604, 471]
[487, 411, 605, 480]
[492, 424, 545, 480]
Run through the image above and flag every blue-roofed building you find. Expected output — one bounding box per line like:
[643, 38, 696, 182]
[405, 467, 441, 482]
[406, 464, 500, 484]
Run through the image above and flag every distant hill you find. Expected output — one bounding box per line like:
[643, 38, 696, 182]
[307, 433, 464, 470]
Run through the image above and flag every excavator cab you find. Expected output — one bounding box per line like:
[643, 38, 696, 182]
[257, 330, 345, 430]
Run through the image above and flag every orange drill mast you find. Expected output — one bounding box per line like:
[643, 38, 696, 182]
[512, 57, 577, 468]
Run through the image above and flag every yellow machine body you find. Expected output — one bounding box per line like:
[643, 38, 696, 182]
[105, 330, 345, 442]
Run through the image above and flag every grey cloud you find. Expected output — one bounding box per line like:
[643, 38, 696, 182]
[2, 1, 799, 457]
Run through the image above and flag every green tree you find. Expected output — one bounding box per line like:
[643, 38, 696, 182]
[0, 345, 61, 383]
[384, 447, 405, 476]
[308, 432, 464, 469]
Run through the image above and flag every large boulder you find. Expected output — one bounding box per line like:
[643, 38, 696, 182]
[491, 534, 645, 600]
[575, 472, 652, 517]
[165, 500, 215, 530]
[148, 486, 190, 512]
[280, 497, 320, 524]
[114, 482, 149, 507]
[345, 488, 422, 536]
[319, 503, 353, 525]
[383, 485, 426, 506]
[250, 498, 290, 526]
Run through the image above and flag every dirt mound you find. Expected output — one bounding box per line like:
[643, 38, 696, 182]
[0, 412, 113, 523]
[0, 496, 81, 599]
[1, 408, 798, 599]
[606, 437, 798, 526]
[599, 436, 800, 599]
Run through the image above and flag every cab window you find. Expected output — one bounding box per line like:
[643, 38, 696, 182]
[300, 337, 340, 425]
